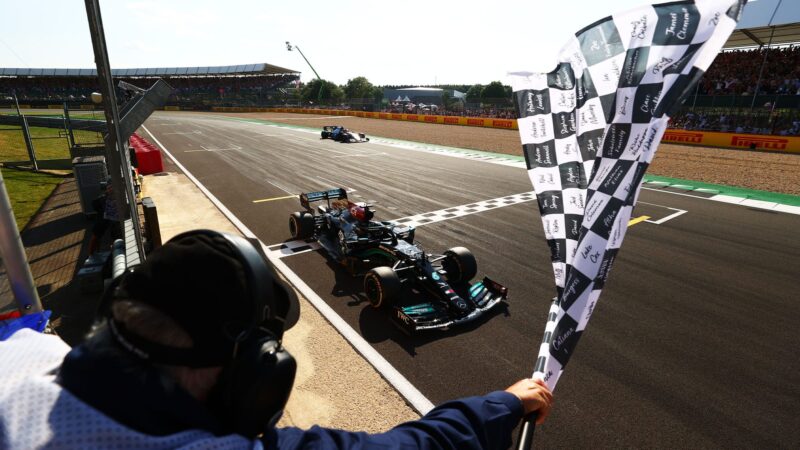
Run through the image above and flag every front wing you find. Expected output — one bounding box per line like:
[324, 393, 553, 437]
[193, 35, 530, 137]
[391, 277, 507, 333]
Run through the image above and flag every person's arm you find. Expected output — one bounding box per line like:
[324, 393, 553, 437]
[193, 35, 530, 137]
[268, 379, 552, 450]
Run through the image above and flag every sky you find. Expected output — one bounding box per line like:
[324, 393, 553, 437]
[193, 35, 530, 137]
[0, 0, 761, 86]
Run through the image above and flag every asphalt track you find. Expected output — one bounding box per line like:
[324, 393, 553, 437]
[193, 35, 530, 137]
[142, 112, 799, 449]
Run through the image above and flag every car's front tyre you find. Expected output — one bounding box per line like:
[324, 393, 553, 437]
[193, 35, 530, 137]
[364, 266, 400, 309]
[442, 246, 478, 283]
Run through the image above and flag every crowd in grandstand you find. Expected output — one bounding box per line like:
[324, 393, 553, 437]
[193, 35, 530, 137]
[698, 46, 800, 96]
[2, 47, 800, 135]
[382, 104, 516, 118]
[669, 109, 800, 135]
[1, 74, 297, 105]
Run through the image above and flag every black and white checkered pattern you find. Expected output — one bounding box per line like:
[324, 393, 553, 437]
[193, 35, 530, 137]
[268, 192, 538, 258]
[392, 192, 537, 228]
[511, 0, 746, 389]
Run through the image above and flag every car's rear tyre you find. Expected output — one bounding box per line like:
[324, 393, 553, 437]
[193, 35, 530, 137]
[364, 266, 400, 309]
[321, 131, 329, 139]
[443, 246, 477, 283]
[289, 212, 315, 239]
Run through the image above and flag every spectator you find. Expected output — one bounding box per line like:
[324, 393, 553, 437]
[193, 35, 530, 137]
[0, 230, 553, 449]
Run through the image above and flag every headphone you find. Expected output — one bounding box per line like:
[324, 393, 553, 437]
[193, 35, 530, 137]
[100, 230, 297, 438]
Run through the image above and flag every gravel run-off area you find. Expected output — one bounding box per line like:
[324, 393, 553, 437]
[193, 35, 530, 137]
[218, 112, 800, 196]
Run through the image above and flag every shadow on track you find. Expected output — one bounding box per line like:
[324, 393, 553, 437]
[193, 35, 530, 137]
[322, 257, 510, 356]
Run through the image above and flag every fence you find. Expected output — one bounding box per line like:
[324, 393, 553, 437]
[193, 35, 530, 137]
[0, 107, 104, 170]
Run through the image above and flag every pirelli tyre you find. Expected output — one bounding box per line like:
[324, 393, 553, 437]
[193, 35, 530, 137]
[364, 266, 400, 309]
[289, 211, 315, 240]
[321, 131, 330, 139]
[442, 246, 478, 283]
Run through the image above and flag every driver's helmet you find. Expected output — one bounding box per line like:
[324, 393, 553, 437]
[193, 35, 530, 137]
[348, 202, 373, 222]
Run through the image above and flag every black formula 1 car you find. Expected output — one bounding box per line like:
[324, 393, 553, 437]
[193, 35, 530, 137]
[321, 125, 369, 143]
[288, 188, 507, 333]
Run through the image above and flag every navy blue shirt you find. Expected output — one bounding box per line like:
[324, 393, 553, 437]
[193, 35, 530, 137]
[267, 391, 524, 450]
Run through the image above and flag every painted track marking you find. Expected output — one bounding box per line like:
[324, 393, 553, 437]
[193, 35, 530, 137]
[638, 201, 689, 225]
[185, 144, 242, 153]
[268, 180, 295, 195]
[628, 215, 651, 226]
[253, 194, 297, 204]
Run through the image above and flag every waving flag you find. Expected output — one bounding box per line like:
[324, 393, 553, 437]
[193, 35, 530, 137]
[510, 0, 746, 390]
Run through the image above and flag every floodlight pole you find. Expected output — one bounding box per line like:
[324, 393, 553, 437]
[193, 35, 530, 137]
[84, 0, 146, 261]
[286, 41, 324, 103]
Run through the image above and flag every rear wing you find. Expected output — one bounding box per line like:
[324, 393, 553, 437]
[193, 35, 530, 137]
[300, 188, 347, 210]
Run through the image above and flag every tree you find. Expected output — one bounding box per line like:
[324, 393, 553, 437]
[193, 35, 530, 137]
[344, 76, 376, 101]
[466, 84, 483, 103]
[480, 81, 509, 104]
[370, 86, 384, 103]
[301, 79, 344, 104]
[442, 90, 460, 112]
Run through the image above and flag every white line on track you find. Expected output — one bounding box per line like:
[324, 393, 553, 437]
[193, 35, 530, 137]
[141, 124, 435, 415]
[184, 144, 243, 153]
[637, 201, 689, 225]
[162, 130, 203, 136]
[640, 186, 800, 215]
[315, 175, 356, 193]
[319, 147, 350, 155]
[266, 115, 350, 120]
[268, 180, 295, 195]
[648, 209, 688, 224]
[332, 152, 388, 158]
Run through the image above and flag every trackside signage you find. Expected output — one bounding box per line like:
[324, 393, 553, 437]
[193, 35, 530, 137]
[662, 130, 799, 153]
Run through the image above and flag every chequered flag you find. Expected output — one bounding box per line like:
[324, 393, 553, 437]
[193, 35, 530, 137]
[510, 0, 747, 390]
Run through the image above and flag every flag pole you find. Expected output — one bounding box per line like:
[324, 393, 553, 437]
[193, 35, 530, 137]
[517, 414, 538, 450]
[517, 296, 559, 450]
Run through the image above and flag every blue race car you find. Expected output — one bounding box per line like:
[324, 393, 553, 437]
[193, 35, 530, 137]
[321, 125, 369, 143]
[288, 188, 507, 333]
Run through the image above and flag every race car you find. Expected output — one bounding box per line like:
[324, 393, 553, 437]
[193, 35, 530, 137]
[288, 188, 507, 333]
[321, 125, 369, 143]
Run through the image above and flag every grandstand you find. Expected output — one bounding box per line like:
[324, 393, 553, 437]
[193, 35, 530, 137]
[0, 63, 300, 110]
[668, 2, 800, 136]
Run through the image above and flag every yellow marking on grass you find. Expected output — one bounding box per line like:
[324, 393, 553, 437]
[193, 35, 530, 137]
[627, 215, 651, 227]
[252, 194, 297, 204]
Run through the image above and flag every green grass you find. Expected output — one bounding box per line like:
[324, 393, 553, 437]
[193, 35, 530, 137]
[1, 167, 63, 230]
[0, 111, 104, 120]
[0, 124, 102, 162]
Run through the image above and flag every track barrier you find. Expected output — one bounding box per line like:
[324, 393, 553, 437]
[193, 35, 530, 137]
[129, 134, 164, 175]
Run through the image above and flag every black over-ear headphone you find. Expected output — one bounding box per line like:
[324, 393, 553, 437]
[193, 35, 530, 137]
[101, 230, 297, 438]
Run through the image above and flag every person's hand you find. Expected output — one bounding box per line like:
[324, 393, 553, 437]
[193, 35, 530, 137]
[505, 378, 553, 424]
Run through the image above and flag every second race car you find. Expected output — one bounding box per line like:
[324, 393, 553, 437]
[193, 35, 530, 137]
[321, 125, 369, 143]
[288, 188, 507, 333]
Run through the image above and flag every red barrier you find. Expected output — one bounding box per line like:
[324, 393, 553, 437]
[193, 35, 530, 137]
[129, 134, 164, 175]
